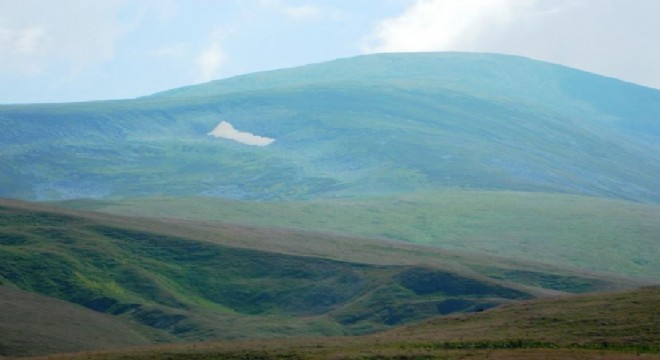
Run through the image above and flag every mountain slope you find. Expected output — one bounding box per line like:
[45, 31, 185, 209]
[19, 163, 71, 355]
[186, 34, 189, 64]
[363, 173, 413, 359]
[1, 52, 659, 202]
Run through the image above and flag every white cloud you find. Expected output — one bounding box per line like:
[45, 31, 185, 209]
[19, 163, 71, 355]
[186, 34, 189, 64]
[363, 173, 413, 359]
[0, 26, 46, 54]
[195, 27, 232, 83]
[282, 5, 322, 20]
[196, 42, 225, 82]
[208, 121, 275, 147]
[150, 0, 178, 23]
[363, 0, 536, 53]
[260, 1, 343, 22]
[360, 0, 660, 89]
[0, 26, 47, 74]
[151, 43, 187, 58]
[0, 0, 131, 76]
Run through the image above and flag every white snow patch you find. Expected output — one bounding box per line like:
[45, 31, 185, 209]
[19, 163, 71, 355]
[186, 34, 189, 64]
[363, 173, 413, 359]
[207, 121, 275, 146]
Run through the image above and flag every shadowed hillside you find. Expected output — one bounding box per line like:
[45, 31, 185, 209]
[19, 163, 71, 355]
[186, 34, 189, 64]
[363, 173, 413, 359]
[26, 286, 660, 359]
[0, 199, 530, 351]
[2, 198, 648, 357]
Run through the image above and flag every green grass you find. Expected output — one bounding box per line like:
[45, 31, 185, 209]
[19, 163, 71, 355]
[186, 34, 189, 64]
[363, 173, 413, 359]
[59, 191, 660, 280]
[3, 197, 646, 357]
[2, 198, 657, 358]
[7, 199, 593, 355]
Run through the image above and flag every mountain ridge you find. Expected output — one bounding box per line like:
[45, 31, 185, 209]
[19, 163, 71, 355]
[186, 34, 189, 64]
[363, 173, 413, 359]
[1, 52, 659, 202]
[150, 52, 660, 137]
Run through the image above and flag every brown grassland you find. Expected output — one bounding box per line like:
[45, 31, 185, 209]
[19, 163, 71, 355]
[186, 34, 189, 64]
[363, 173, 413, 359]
[21, 286, 659, 360]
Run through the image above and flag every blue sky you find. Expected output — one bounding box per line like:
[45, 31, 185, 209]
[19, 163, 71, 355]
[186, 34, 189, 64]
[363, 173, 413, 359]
[2, 0, 660, 104]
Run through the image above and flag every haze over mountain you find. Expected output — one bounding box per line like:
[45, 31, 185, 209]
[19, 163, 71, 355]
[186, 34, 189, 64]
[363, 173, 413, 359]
[1, 52, 659, 202]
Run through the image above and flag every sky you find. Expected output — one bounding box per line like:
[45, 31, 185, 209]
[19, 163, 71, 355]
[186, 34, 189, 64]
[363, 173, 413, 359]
[1, 0, 660, 104]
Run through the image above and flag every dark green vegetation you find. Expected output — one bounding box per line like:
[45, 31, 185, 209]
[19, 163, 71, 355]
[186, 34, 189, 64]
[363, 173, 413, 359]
[27, 286, 660, 359]
[60, 191, 660, 280]
[0, 199, 644, 357]
[1, 53, 660, 202]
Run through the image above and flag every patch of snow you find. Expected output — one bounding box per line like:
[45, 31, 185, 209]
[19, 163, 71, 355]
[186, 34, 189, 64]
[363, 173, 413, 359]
[207, 121, 275, 146]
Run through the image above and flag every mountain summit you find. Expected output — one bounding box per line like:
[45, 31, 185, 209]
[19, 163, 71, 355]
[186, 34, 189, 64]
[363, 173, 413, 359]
[1, 52, 659, 202]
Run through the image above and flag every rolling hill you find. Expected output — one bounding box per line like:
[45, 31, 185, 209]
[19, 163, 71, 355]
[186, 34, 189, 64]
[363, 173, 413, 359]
[2, 52, 659, 357]
[0, 285, 169, 357]
[24, 286, 660, 359]
[1, 199, 646, 357]
[1, 52, 659, 202]
[59, 191, 660, 280]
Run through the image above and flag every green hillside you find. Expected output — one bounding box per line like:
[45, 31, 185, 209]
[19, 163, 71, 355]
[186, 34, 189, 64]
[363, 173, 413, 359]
[0, 200, 531, 345]
[2, 198, 644, 357]
[2, 52, 659, 358]
[60, 191, 660, 281]
[29, 286, 660, 359]
[1, 52, 659, 202]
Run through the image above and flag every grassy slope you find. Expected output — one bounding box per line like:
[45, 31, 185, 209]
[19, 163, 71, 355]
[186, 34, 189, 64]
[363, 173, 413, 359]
[2, 53, 660, 202]
[30, 286, 660, 359]
[2, 198, 648, 357]
[386, 286, 660, 346]
[14, 199, 634, 295]
[5, 198, 584, 352]
[0, 285, 173, 357]
[59, 191, 660, 281]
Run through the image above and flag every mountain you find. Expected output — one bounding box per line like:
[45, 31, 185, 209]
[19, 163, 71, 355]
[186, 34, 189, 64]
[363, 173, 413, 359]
[1, 52, 659, 202]
[2, 52, 659, 357]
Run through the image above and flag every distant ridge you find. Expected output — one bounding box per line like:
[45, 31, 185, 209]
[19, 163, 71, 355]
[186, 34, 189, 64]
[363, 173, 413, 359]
[150, 52, 660, 136]
[1, 52, 659, 201]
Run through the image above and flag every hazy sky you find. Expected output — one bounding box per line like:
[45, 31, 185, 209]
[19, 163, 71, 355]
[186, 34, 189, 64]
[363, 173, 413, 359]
[2, 0, 659, 104]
